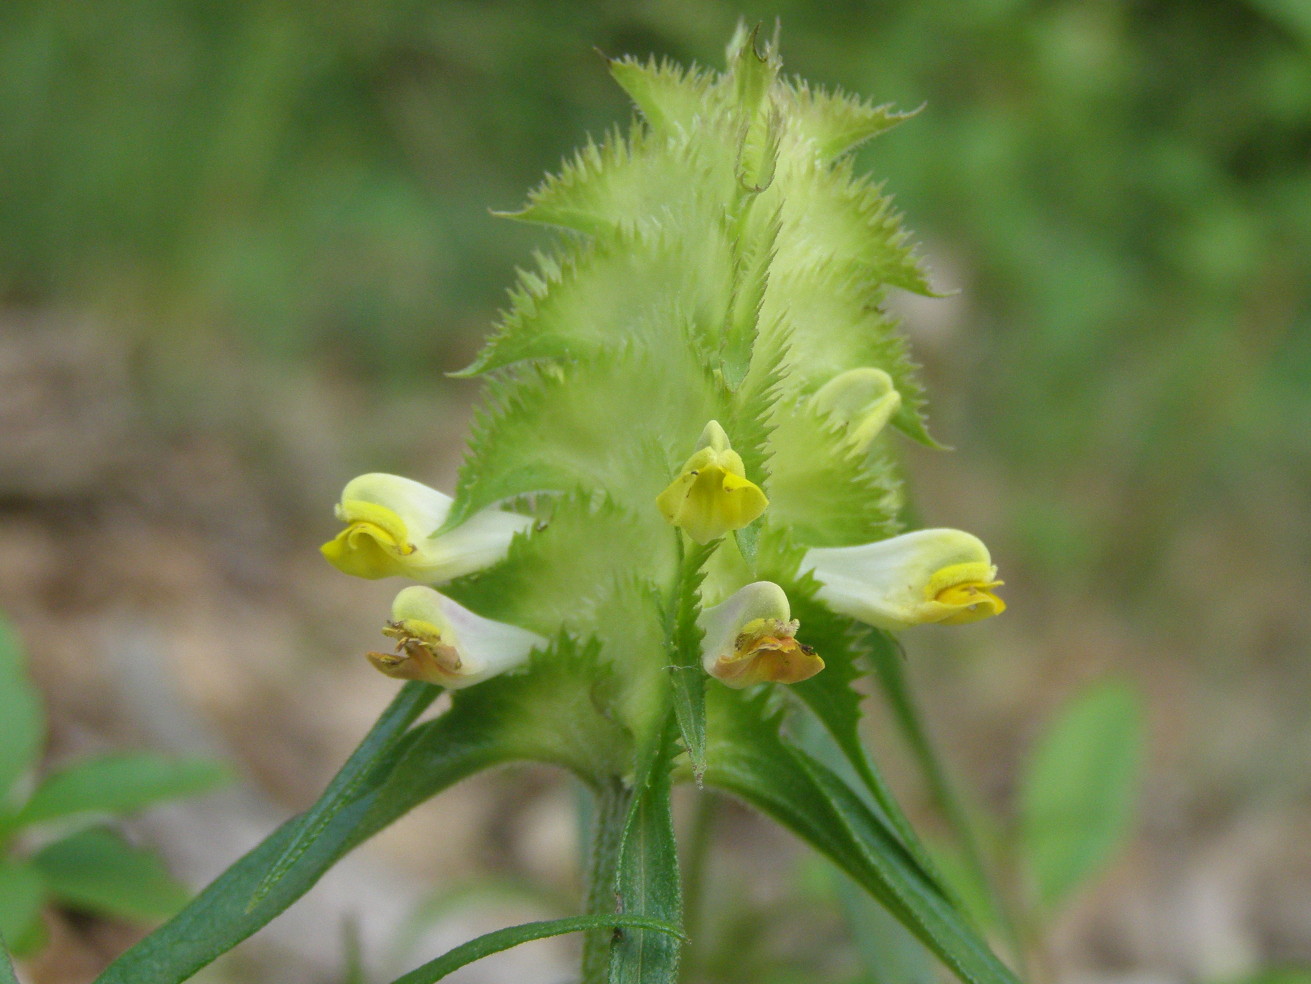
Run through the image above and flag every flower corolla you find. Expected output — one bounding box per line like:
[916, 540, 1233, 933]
[366, 586, 546, 688]
[802, 528, 1005, 631]
[656, 421, 768, 544]
[321, 473, 531, 583]
[697, 581, 823, 688]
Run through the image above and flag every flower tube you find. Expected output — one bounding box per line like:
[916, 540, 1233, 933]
[321, 473, 531, 583]
[802, 528, 1005, 631]
[366, 586, 547, 688]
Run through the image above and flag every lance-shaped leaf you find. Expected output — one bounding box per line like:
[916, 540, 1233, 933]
[1020, 680, 1144, 911]
[703, 689, 1019, 984]
[388, 914, 685, 984]
[609, 754, 683, 984]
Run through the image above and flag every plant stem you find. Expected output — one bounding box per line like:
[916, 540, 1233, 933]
[872, 635, 1029, 978]
[580, 775, 635, 984]
[677, 790, 718, 983]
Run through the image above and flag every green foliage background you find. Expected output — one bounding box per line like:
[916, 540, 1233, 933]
[3, 0, 1309, 977]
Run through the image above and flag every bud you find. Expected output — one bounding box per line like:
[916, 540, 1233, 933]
[656, 421, 769, 543]
[812, 367, 902, 456]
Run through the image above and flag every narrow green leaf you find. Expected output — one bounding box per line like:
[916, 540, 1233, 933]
[833, 873, 937, 984]
[704, 691, 1018, 984]
[667, 542, 713, 783]
[93, 700, 517, 984]
[32, 827, 188, 921]
[16, 754, 230, 828]
[0, 860, 47, 959]
[389, 914, 684, 984]
[867, 629, 1020, 958]
[609, 758, 682, 984]
[0, 617, 44, 806]
[248, 681, 439, 909]
[1019, 680, 1144, 911]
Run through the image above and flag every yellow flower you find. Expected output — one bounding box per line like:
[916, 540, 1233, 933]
[656, 421, 768, 543]
[802, 529, 1005, 631]
[321, 473, 531, 583]
[811, 367, 902, 456]
[366, 586, 546, 688]
[697, 581, 823, 688]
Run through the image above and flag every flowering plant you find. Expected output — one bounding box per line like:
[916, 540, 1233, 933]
[79, 25, 1018, 984]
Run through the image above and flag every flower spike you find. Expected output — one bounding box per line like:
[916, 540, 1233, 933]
[366, 586, 546, 688]
[321, 473, 531, 583]
[656, 421, 769, 543]
[802, 529, 1005, 631]
[697, 581, 824, 688]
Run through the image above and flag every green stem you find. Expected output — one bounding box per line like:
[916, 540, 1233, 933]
[677, 790, 718, 983]
[580, 776, 635, 984]
[872, 637, 1029, 978]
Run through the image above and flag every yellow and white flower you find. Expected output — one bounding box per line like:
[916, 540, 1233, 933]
[697, 581, 823, 688]
[656, 421, 769, 544]
[321, 473, 531, 583]
[802, 529, 1005, 631]
[366, 585, 547, 688]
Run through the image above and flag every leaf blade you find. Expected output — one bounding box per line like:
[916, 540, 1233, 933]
[92, 702, 516, 984]
[32, 827, 189, 921]
[0, 617, 44, 807]
[16, 754, 230, 828]
[609, 756, 683, 984]
[704, 691, 1018, 984]
[1019, 680, 1145, 911]
[248, 680, 439, 909]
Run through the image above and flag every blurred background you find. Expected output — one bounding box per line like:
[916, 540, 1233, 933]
[1, 1, 1308, 982]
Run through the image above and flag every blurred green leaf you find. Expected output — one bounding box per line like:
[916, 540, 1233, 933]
[0, 859, 46, 959]
[16, 754, 231, 828]
[389, 914, 685, 984]
[1019, 680, 1145, 912]
[0, 931, 19, 984]
[0, 618, 44, 807]
[32, 827, 189, 921]
[1212, 969, 1311, 984]
[833, 871, 936, 984]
